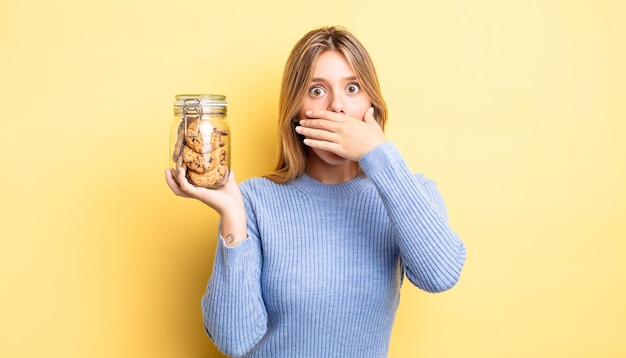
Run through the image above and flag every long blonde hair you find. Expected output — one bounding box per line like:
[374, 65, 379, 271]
[265, 26, 388, 184]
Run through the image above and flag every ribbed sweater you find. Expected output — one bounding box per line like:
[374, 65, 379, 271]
[202, 142, 466, 358]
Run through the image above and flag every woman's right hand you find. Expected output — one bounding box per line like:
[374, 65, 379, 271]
[165, 168, 248, 246]
[165, 167, 243, 215]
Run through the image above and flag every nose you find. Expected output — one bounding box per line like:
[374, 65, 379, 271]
[327, 93, 345, 114]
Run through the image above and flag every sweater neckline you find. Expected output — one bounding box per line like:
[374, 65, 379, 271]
[292, 173, 370, 198]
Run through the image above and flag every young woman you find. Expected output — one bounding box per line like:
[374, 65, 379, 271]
[166, 26, 466, 358]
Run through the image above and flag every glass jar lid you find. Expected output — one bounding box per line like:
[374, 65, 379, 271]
[174, 94, 227, 115]
[174, 94, 226, 107]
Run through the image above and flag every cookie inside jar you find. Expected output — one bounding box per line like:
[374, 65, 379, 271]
[171, 94, 230, 189]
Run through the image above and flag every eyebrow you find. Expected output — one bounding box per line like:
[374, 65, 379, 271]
[311, 76, 358, 83]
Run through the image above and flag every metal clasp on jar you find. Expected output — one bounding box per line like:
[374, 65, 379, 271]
[183, 98, 203, 138]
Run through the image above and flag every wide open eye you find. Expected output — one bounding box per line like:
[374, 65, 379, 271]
[346, 83, 360, 94]
[309, 86, 326, 97]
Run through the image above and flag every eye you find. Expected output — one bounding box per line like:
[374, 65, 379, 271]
[346, 83, 360, 94]
[309, 86, 326, 97]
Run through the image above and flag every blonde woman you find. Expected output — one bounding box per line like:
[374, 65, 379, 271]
[166, 26, 466, 358]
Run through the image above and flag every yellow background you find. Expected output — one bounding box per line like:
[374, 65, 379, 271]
[1, 0, 624, 357]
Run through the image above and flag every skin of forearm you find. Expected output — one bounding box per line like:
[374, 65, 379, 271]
[219, 207, 247, 246]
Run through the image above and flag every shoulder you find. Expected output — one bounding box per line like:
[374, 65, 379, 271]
[240, 176, 278, 190]
[239, 176, 293, 199]
[413, 172, 443, 196]
[414, 172, 434, 185]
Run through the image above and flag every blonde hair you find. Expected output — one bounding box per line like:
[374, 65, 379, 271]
[265, 26, 388, 184]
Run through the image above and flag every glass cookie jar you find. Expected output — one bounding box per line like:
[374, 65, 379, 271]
[170, 94, 230, 188]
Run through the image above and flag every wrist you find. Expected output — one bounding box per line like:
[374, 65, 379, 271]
[219, 206, 247, 247]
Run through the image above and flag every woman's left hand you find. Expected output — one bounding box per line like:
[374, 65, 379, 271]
[296, 107, 386, 161]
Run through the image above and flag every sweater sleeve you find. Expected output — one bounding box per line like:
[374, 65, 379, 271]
[201, 191, 267, 357]
[359, 142, 467, 293]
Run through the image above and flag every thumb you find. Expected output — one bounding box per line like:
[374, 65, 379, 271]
[227, 170, 236, 182]
[363, 107, 376, 123]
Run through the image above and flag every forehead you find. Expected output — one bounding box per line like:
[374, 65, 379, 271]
[311, 50, 355, 78]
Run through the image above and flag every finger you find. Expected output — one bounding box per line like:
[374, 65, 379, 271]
[299, 114, 346, 133]
[175, 166, 200, 195]
[224, 170, 237, 186]
[302, 137, 340, 153]
[363, 107, 376, 123]
[165, 168, 179, 189]
[296, 125, 338, 142]
[165, 169, 190, 197]
[305, 109, 345, 122]
[298, 119, 329, 131]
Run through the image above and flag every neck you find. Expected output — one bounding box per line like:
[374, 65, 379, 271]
[305, 153, 360, 184]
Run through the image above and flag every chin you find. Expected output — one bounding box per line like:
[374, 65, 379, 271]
[315, 150, 352, 166]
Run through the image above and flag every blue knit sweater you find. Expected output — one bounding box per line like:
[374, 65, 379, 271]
[202, 142, 466, 357]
